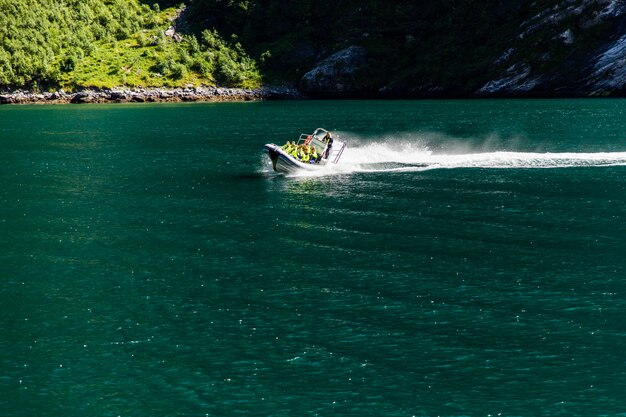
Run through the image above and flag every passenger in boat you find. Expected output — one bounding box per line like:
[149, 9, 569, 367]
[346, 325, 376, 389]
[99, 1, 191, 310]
[321, 133, 333, 158]
[310, 147, 319, 163]
[301, 148, 310, 163]
[324, 141, 332, 158]
[296, 145, 305, 160]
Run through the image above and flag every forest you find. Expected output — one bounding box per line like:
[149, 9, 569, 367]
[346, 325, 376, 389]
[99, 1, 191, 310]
[0, 0, 261, 90]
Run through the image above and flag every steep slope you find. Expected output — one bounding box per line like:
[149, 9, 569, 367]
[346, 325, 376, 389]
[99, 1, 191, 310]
[0, 0, 261, 91]
[182, 0, 626, 97]
[292, 0, 626, 97]
[478, 0, 626, 96]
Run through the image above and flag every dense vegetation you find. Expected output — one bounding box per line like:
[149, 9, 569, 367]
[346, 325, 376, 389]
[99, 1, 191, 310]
[0, 0, 261, 90]
[1, 0, 623, 94]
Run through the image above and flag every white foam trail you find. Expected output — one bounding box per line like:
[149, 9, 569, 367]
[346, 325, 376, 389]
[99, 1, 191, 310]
[346, 143, 626, 168]
[294, 147, 626, 178]
[434, 151, 626, 169]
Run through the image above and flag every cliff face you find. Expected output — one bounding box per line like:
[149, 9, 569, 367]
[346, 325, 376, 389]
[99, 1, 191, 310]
[476, 0, 626, 97]
[286, 0, 626, 97]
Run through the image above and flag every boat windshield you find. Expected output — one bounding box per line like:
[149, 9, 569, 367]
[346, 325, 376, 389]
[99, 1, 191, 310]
[309, 138, 326, 154]
[312, 128, 329, 142]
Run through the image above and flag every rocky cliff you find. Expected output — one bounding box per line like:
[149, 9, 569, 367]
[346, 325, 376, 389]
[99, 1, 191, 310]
[296, 0, 626, 98]
[477, 0, 626, 96]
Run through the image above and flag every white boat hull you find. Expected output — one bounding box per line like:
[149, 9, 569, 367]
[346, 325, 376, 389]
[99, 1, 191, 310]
[263, 144, 324, 173]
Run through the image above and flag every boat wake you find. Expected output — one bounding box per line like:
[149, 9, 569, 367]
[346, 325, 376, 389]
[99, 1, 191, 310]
[345, 146, 626, 171]
[260, 134, 626, 177]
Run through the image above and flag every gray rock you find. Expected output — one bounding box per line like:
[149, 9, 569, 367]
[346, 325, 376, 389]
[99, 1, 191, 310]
[299, 46, 367, 96]
[130, 93, 146, 102]
[0, 84, 301, 105]
[479, 0, 626, 97]
[71, 91, 98, 103]
[587, 33, 626, 93]
[109, 91, 128, 101]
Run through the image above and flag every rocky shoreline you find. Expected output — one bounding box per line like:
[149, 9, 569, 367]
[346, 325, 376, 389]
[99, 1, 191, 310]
[0, 85, 303, 105]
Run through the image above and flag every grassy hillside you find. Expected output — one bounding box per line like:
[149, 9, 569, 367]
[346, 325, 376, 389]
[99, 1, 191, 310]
[0, 0, 261, 91]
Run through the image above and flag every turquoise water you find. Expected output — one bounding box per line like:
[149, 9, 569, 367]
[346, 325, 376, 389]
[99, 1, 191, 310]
[1, 100, 625, 416]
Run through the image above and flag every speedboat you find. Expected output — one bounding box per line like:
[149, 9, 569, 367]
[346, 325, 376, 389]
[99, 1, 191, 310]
[264, 128, 347, 173]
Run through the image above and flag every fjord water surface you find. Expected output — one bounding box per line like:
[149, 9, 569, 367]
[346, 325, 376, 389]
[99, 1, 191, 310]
[1, 100, 625, 416]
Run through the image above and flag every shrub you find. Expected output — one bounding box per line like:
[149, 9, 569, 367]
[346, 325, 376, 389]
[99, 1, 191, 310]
[170, 62, 187, 80]
[61, 55, 78, 72]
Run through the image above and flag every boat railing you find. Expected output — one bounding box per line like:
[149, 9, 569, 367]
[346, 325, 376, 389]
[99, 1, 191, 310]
[298, 134, 318, 146]
[330, 142, 346, 164]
